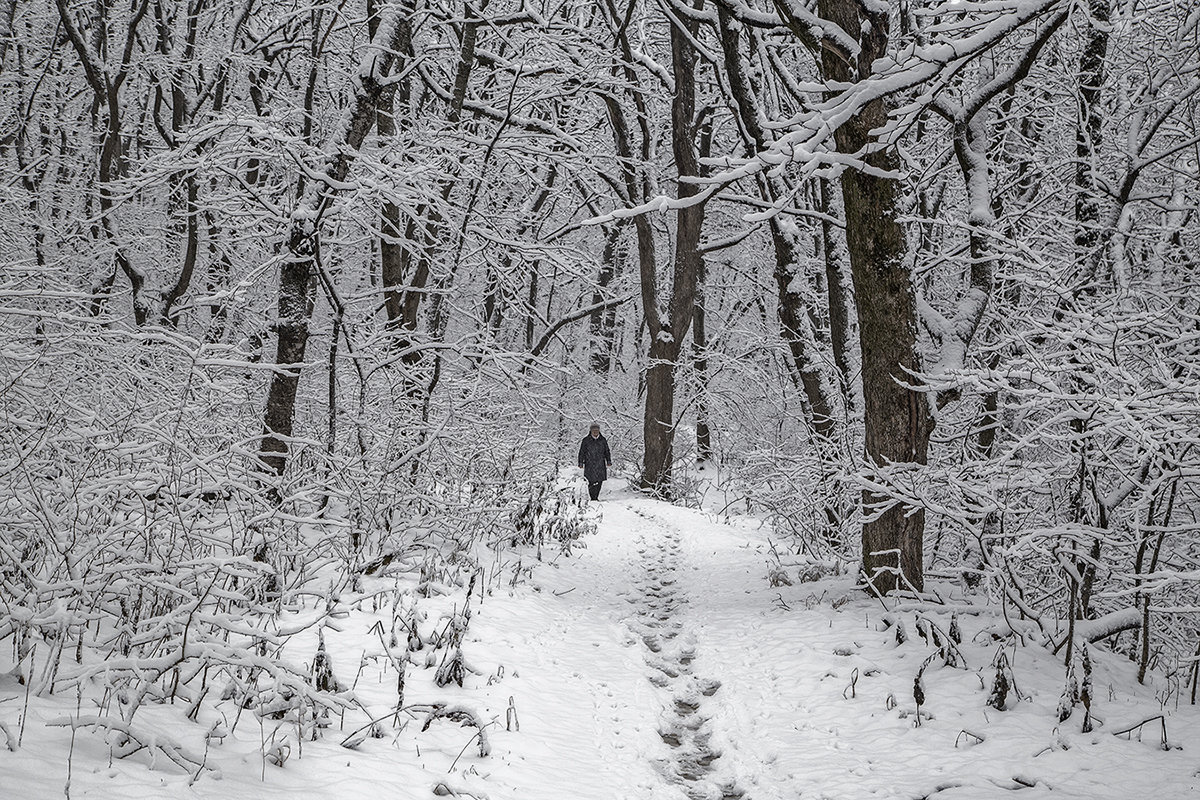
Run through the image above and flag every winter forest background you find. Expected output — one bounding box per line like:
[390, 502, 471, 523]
[1, 0, 1200, 794]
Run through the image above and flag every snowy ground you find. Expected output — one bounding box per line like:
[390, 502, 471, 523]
[3, 479, 1198, 799]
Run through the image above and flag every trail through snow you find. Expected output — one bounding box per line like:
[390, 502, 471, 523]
[3, 480, 1198, 799]
[474, 484, 1200, 800]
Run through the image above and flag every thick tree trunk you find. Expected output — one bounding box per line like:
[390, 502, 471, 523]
[642, 333, 677, 491]
[639, 2, 705, 496]
[843, 159, 931, 593]
[818, 0, 932, 593]
[260, 228, 317, 476]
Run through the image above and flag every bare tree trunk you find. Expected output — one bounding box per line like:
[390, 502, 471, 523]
[818, 178, 855, 402]
[56, 0, 155, 325]
[259, 9, 412, 477]
[372, 0, 414, 336]
[639, 0, 706, 496]
[692, 258, 711, 464]
[718, 4, 843, 531]
[1074, 0, 1111, 287]
[817, 0, 932, 593]
[589, 222, 623, 373]
[717, 6, 841, 438]
[385, 0, 474, 398]
[0, 0, 16, 71]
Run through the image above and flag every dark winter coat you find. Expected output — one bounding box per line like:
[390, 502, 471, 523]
[578, 434, 612, 483]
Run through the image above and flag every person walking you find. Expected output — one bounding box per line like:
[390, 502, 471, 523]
[578, 423, 612, 501]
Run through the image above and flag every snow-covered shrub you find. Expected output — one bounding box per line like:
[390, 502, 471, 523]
[511, 472, 597, 556]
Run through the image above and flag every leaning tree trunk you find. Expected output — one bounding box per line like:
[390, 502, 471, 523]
[817, 0, 933, 593]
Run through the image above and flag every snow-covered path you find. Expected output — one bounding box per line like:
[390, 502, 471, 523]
[5, 481, 1199, 799]
[466, 486, 766, 800]
[476, 484, 1200, 800]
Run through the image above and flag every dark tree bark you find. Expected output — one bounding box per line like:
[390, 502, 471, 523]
[815, 0, 932, 593]
[718, 5, 843, 533]
[818, 179, 854, 398]
[692, 255, 712, 464]
[56, 0, 154, 324]
[589, 222, 623, 373]
[1065, 0, 1112, 631]
[717, 7, 840, 440]
[383, 0, 473, 396]
[259, 9, 413, 477]
[639, 0, 707, 496]
[0, 0, 16, 71]
[1074, 0, 1111, 285]
[373, 0, 413, 336]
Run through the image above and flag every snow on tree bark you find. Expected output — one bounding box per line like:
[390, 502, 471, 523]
[259, 7, 413, 477]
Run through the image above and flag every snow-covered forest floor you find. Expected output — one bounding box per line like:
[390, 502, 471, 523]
[3, 478, 1196, 800]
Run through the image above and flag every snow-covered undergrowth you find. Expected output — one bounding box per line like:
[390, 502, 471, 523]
[0, 473, 593, 798]
[3, 477, 1197, 799]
